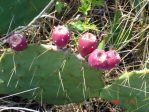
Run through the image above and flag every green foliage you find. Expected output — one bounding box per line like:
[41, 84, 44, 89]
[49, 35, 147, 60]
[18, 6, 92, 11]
[78, 0, 91, 15]
[0, 44, 104, 104]
[111, 10, 121, 36]
[78, 0, 104, 15]
[129, 0, 146, 13]
[130, 0, 148, 25]
[55, 0, 66, 13]
[0, 0, 50, 35]
[108, 10, 132, 48]
[91, 0, 104, 7]
[68, 19, 98, 32]
[100, 69, 149, 112]
[97, 39, 106, 50]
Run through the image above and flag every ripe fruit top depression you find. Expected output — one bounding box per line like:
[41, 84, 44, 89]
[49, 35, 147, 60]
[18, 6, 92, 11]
[51, 25, 70, 48]
[7, 33, 28, 51]
[78, 32, 97, 57]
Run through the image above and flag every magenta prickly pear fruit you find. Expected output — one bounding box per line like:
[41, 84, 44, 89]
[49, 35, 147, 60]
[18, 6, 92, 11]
[88, 49, 107, 69]
[7, 33, 28, 51]
[88, 49, 121, 70]
[51, 25, 70, 48]
[106, 50, 121, 69]
[78, 32, 97, 57]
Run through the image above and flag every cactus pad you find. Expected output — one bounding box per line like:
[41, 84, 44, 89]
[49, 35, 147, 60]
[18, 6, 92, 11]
[0, 0, 50, 35]
[0, 44, 104, 104]
[100, 69, 149, 112]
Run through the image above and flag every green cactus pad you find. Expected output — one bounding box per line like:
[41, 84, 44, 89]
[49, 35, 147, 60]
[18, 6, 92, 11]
[0, 0, 51, 35]
[100, 69, 149, 112]
[0, 44, 104, 104]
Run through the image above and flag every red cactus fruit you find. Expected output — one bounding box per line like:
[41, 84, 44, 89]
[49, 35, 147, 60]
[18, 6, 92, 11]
[51, 25, 70, 48]
[88, 49, 107, 69]
[7, 33, 28, 51]
[105, 50, 121, 69]
[78, 32, 97, 57]
[88, 49, 121, 70]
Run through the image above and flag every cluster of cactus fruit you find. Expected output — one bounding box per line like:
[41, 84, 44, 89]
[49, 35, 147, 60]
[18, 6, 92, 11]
[7, 25, 121, 70]
[1, 25, 149, 112]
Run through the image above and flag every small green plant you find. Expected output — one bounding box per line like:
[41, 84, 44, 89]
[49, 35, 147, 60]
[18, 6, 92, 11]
[68, 20, 98, 32]
[78, 0, 104, 15]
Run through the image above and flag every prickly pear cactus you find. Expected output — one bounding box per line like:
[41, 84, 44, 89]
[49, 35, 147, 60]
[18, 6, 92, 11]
[100, 69, 149, 112]
[0, 44, 104, 104]
[0, 0, 50, 35]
